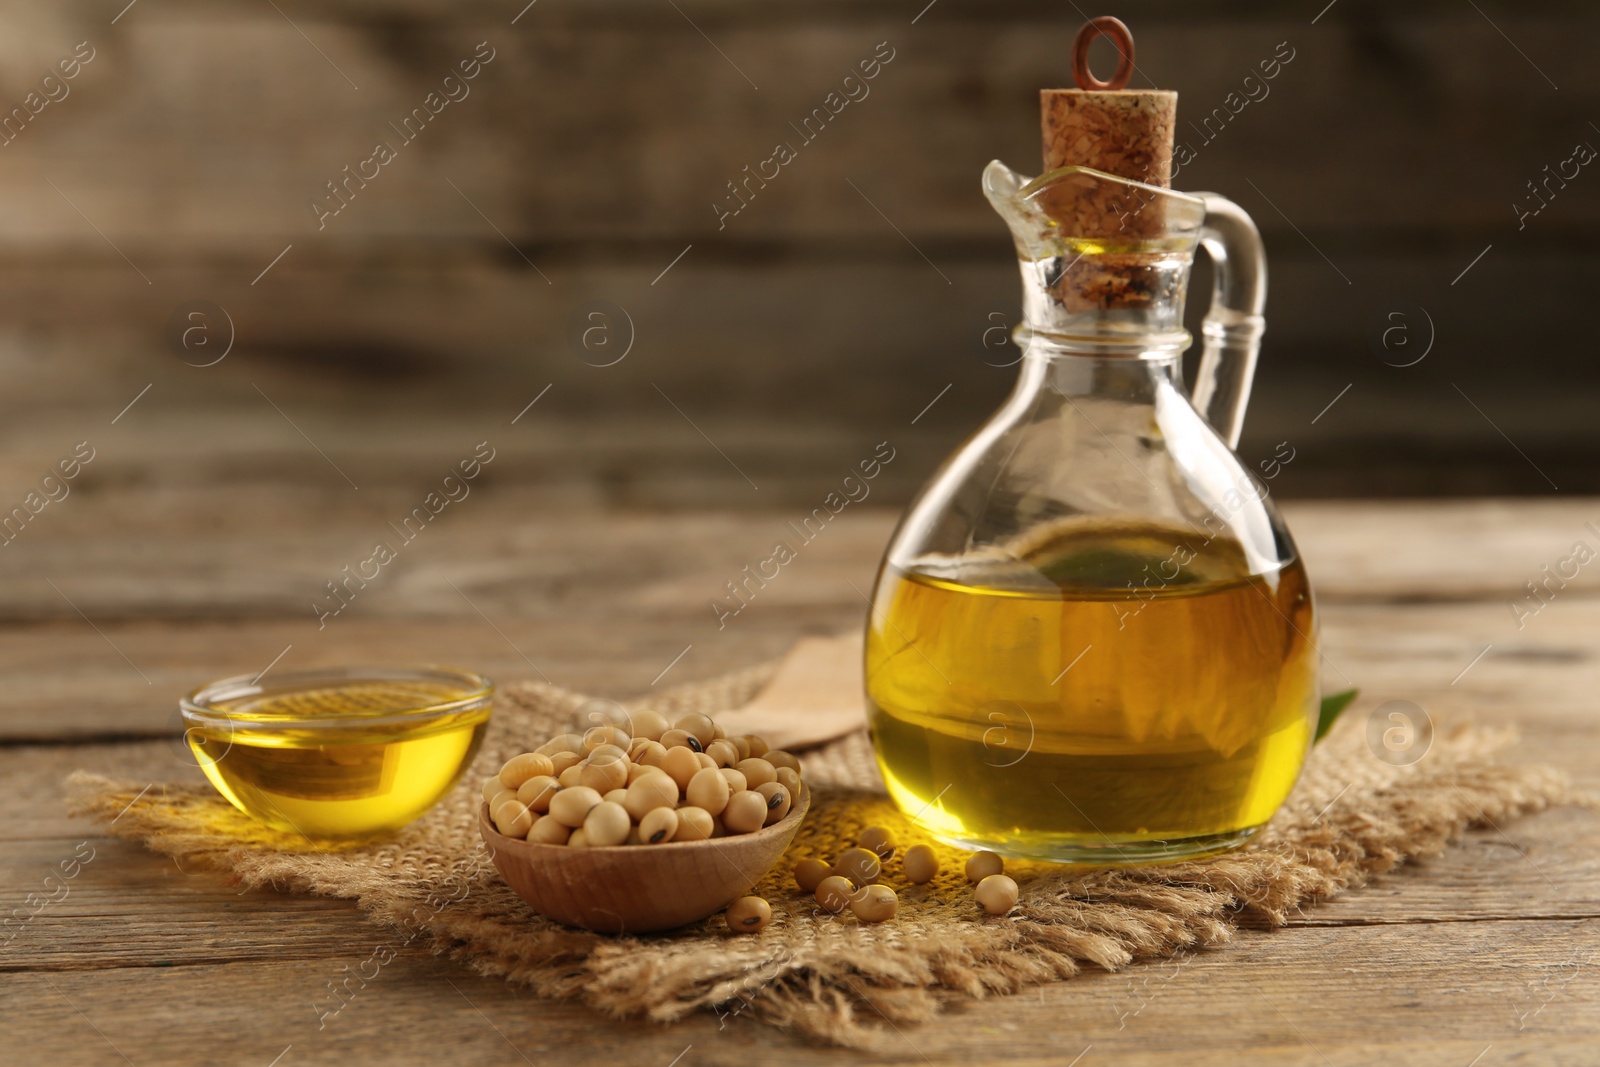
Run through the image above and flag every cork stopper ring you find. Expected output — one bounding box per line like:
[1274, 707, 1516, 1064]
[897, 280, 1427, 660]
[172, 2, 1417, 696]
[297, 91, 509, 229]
[1071, 16, 1135, 91]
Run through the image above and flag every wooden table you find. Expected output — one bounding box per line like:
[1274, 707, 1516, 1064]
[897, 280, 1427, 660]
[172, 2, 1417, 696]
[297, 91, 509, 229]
[3, 499, 1597, 1066]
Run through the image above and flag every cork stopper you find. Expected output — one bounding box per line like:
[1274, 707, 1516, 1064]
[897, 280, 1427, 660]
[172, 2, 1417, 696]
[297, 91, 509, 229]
[1032, 18, 1181, 313]
[1037, 18, 1175, 240]
[1040, 90, 1176, 187]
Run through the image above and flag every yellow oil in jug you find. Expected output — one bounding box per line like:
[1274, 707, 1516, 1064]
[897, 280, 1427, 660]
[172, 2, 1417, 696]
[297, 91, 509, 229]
[866, 522, 1318, 862]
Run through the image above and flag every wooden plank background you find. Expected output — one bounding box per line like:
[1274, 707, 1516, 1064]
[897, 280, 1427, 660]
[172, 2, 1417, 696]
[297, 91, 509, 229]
[0, 1, 1594, 502]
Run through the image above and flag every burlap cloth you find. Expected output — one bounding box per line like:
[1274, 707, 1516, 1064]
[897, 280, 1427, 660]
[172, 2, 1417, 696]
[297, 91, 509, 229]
[69, 662, 1572, 1048]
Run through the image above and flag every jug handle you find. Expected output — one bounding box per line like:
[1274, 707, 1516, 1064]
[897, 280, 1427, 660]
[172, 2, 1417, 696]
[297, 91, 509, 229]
[1190, 194, 1266, 449]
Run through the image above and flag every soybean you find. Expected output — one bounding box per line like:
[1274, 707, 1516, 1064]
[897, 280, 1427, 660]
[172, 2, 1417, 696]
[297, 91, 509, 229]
[764, 750, 801, 773]
[902, 844, 938, 884]
[705, 739, 741, 768]
[975, 874, 1019, 915]
[815, 875, 856, 914]
[491, 798, 534, 838]
[582, 725, 631, 754]
[630, 710, 671, 742]
[756, 782, 792, 825]
[639, 806, 679, 844]
[965, 851, 1004, 884]
[526, 814, 571, 845]
[579, 754, 628, 794]
[486, 789, 516, 820]
[498, 752, 555, 790]
[515, 775, 560, 812]
[793, 858, 832, 893]
[582, 801, 631, 847]
[548, 751, 584, 776]
[675, 806, 715, 841]
[548, 785, 603, 828]
[674, 712, 717, 747]
[723, 790, 769, 834]
[587, 743, 630, 765]
[686, 766, 731, 816]
[725, 895, 772, 933]
[536, 733, 585, 757]
[660, 746, 702, 791]
[623, 773, 678, 821]
[850, 884, 898, 923]
[858, 826, 895, 860]
[834, 847, 882, 887]
[659, 728, 701, 753]
[735, 758, 777, 789]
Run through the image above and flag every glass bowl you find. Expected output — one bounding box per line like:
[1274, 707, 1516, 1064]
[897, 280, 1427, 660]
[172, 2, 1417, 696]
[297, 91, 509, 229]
[179, 665, 494, 840]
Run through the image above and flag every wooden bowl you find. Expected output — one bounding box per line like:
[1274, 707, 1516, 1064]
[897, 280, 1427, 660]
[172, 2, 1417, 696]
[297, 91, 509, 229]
[478, 784, 810, 933]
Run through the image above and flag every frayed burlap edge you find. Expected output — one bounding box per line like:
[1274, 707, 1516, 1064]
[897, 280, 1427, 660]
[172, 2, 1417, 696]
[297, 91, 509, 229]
[68, 665, 1575, 1049]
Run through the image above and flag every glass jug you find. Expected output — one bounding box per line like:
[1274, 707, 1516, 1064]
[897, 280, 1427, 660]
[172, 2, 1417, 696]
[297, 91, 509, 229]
[864, 162, 1317, 864]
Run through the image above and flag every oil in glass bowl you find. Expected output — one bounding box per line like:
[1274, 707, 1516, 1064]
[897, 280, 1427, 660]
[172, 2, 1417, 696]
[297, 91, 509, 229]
[181, 666, 493, 840]
[866, 522, 1317, 863]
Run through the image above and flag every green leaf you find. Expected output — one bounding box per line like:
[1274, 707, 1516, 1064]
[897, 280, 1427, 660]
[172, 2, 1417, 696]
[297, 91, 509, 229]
[1315, 689, 1359, 742]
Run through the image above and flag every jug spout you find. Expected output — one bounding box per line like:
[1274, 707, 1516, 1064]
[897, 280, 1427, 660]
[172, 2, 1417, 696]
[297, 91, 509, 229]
[982, 159, 1207, 355]
[984, 159, 1266, 446]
